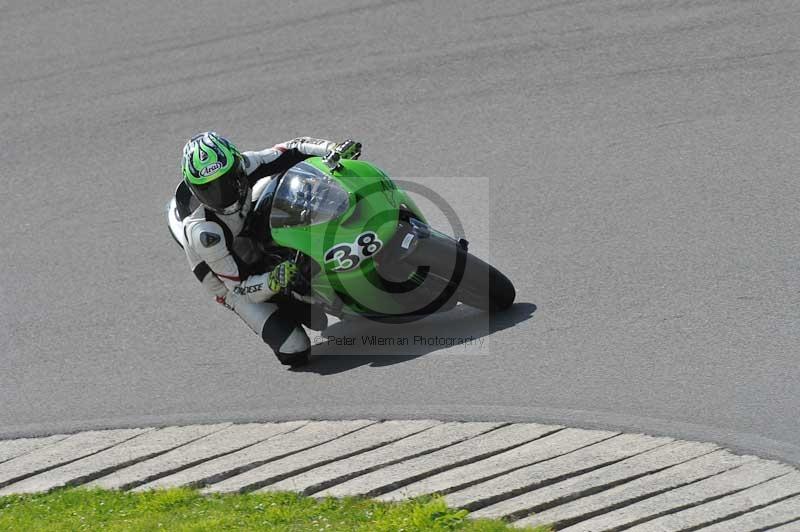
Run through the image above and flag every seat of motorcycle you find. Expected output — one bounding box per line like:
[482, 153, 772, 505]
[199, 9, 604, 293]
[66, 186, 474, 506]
[174, 181, 199, 221]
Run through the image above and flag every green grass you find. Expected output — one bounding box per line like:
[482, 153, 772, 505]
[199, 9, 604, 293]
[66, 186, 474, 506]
[0, 488, 552, 532]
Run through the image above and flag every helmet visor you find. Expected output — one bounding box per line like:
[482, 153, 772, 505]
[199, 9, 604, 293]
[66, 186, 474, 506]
[191, 165, 246, 212]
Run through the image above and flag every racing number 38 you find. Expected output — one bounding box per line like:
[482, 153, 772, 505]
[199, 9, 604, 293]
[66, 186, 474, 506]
[324, 231, 383, 272]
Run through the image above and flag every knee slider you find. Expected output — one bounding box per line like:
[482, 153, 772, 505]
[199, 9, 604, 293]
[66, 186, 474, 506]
[260, 307, 309, 353]
[276, 347, 310, 367]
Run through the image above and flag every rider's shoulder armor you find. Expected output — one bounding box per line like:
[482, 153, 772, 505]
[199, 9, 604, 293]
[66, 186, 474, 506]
[185, 215, 229, 263]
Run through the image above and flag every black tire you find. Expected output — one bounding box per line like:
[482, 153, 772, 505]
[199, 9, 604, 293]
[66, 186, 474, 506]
[453, 252, 516, 312]
[405, 229, 516, 313]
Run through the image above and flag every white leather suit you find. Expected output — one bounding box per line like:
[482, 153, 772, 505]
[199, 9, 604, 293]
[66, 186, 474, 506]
[182, 137, 336, 364]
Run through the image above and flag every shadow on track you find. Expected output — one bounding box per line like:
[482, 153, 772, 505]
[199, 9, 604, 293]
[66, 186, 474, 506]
[292, 302, 537, 375]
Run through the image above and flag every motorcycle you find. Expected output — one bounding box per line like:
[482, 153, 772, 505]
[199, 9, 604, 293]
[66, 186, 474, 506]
[167, 147, 515, 322]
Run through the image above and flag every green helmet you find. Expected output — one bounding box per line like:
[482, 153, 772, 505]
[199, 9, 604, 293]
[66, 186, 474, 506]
[181, 131, 248, 214]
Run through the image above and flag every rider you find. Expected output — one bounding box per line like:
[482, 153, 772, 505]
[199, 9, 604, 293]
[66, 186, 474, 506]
[180, 131, 361, 367]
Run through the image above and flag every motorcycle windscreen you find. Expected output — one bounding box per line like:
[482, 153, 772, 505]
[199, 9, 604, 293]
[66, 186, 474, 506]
[270, 162, 350, 228]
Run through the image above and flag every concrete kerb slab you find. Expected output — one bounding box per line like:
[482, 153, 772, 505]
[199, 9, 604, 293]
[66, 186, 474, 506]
[0, 420, 796, 531]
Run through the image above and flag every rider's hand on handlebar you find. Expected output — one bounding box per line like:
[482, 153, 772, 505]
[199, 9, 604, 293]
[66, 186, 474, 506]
[268, 261, 300, 294]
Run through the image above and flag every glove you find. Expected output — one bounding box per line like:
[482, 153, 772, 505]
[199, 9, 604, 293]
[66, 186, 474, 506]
[268, 261, 299, 293]
[336, 139, 362, 160]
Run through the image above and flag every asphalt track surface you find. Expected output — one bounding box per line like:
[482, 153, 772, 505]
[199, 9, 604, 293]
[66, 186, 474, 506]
[2, 0, 799, 467]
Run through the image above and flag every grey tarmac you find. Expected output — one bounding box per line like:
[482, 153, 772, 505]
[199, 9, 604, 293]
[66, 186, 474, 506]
[2, 0, 800, 529]
[2, 0, 800, 471]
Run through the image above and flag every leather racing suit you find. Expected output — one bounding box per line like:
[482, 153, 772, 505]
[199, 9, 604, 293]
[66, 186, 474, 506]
[182, 137, 336, 365]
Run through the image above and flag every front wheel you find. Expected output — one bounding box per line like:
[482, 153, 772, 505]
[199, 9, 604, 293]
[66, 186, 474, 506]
[451, 251, 516, 312]
[400, 227, 516, 313]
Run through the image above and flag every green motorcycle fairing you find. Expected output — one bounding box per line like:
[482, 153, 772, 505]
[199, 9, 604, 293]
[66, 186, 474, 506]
[263, 157, 426, 316]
